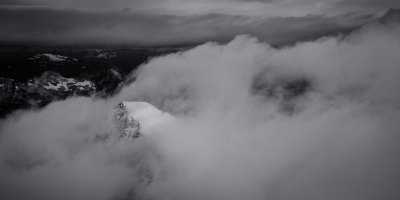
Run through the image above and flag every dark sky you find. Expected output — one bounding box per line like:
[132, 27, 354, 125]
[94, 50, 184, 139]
[0, 0, 398, 46]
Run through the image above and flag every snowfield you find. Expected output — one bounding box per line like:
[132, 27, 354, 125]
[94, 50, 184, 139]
[42, 78, 95, 91]
[31, 53, 77, 62]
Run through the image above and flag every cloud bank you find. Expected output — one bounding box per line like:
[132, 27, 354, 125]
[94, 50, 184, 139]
[0, 5, 374, 47]
[1, 0, 399, 16]
[1, 20, 400, 200]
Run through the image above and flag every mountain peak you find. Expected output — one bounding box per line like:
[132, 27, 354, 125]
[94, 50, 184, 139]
[114, 101, 174, 139]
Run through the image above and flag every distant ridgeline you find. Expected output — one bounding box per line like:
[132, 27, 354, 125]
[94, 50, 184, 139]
[0, 48, 182, 117]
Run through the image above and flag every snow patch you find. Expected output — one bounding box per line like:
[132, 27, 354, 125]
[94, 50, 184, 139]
[40, 77, 95, 92]
[31, 53, 77, 62]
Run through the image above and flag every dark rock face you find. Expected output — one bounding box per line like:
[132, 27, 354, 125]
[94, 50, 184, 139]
[380, 8, 400, 24]
[0, 72, 96, 118]
[0, 78, 23, 117]
[251, 73, 311, 113]
[114, 102, 142, 139]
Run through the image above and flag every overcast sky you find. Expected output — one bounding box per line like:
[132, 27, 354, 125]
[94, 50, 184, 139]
[0, 0, 398, 46]
[1, 0, 398, 15]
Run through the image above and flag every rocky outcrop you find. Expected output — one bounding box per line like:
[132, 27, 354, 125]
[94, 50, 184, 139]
[380, 8, 400, 24]
[114, 101, 173, 139]
[115, 102, 143, 139]
[0, 72, 96, 117]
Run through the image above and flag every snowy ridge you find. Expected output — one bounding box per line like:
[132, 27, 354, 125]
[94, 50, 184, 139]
[42, 77, 94, 92]
[27, 72, 96, 93]
[42, 79, 94, 91]
[30, 53, 77, 62]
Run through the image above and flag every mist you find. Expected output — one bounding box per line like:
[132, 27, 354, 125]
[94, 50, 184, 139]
[1, 20, 400, 200]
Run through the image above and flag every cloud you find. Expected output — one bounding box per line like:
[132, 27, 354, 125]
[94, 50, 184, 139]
[1, 19, 400, 200]
[0, 6, 374, 47]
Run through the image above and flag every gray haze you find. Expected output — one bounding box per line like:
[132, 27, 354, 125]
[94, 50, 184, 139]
[1, 0, 398, 46]
[1, 0, 399, 15]
[1, 18, 400, 200]
[0, 6, 375, 46]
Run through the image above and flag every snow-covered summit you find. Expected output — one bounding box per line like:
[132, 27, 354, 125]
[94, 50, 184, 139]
[115, 101, 173, 139]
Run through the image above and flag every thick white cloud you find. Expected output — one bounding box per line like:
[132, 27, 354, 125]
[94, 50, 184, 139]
[1, 20, 400, 200]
